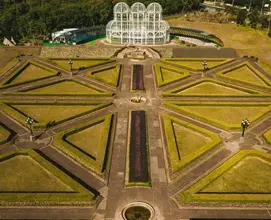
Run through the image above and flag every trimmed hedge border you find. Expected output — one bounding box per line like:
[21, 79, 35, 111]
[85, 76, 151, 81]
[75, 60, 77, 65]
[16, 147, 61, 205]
[263, 129, 271, 144]
[162, 114, 221, 173]
[53, 114, 115, 180]
[162, 78, 270, 97]
[0, 58, 19, 76]
[11, 79, 114, 97]
[163, 101, 271, 130]
[0, 149, 100, 205]
[216, 61, 271, 89]
[0, 60, 59, 88]
[49, 58, 116, 71]
[0, 122, 17, 145]
[0, 101, 112, 129]
[180, 150, 271, 204]
[87, 64, 122, 87]
[154, 63, 190, 87]
[160, 58, 234, 72]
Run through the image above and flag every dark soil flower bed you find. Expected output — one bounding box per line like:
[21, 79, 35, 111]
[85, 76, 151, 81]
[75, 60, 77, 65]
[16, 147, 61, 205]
[132, 65, 144, 90]
[128, 111, 149, 184]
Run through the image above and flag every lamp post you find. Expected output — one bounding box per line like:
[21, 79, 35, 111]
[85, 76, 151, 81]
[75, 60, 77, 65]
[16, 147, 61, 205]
[241, 118, 250, 137]
[68, 59, 73, 71]
[25, 117, 34, 141]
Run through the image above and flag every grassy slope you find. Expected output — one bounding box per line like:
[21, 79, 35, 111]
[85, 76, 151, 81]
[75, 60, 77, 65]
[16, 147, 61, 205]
[263, 129, 271, 144]
[0, 126, 11, 142]
[0, 155, 72, 191]
[165, 60, 225, 70]
[25, 81, 103, 94]
[167, 19, 271, 75]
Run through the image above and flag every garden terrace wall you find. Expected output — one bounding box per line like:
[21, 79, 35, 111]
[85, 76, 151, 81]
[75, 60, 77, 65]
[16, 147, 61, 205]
[172, 48, 237, 58]
[126, 111, 151, 187]
[131, 65, 144, 91]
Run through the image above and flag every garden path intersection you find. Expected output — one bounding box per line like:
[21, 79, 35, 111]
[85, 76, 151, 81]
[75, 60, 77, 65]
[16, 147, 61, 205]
[0, 48, 271, 220]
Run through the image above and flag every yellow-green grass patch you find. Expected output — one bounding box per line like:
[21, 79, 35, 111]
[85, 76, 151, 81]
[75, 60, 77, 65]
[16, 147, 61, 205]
[18, 80, 113, 96]
[50, 58, 115, 71]
[180, 150, 271, 203]
[0, 125, 11, 144]
[263, 129, 271, 144]
[162, 114, 221, 174]
[216, 62, 271, 89]
[161, 58, 233, 71]
[87, 64, 121, 87]
[0, 61, 58, 87]
[0, 58, 18, 76]
[162, 78, 269, 97]
[154, 63, 190, 87]
[163, 102, 271, 130]
[0, 149, 97, 204]
[53, 114, 115, 177]
[0, 101, 112, 129]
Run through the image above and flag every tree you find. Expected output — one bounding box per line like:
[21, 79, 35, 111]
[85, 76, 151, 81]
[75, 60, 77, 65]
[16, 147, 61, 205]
[249, 8, 260, 28]
[236, 9, 247, 25]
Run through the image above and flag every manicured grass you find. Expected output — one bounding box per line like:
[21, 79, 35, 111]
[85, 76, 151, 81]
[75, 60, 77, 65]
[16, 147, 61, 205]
[0, 58, 18, 76]
[217, 62, 271, 88]
[53, 114, 114, 176]
[154, 63, 190, 87]
[162, 78, 268, 97]
[263, 129, 271, 144]
[87, 64, 121, 87]
[163, 102, 271, 130]
[20, 80, 112, 96]
[1, 61, 58, 87]
[0, 149, 97, 204]
[0, 125, 11, 144]
[161, 58, 232, 71]
[50, 58, 114, 71]
[162, 114, 221, 173]
[0, 101, 112, 129]
[180, 150, 271, 203]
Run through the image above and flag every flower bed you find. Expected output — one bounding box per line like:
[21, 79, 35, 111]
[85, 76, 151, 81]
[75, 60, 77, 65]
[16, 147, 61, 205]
[126, 111, 150, 187]
[131, 65, 144, 91]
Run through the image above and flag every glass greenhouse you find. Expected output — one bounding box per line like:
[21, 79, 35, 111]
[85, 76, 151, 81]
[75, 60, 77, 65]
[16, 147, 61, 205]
[106, 2, 170, 45]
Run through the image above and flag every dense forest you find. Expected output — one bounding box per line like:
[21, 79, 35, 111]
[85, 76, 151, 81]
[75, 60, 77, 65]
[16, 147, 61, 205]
[0, 0, 203, 41]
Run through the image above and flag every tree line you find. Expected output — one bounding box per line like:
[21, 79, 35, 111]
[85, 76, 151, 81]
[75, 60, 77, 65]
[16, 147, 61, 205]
[0, 0, 203, 42]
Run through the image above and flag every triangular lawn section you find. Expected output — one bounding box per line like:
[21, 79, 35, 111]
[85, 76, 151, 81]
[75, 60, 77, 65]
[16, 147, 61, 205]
[180, 150, 271, 203]
[0, 124, 11, 144]
[50, 58, 114, 71]
[154, 63, 190, 87]
[54, 114, 114, 175]
[162, 114, 221, 173]
[163, 79, 269, 97]
[1, 61, 58, 87]
[161, 58, 232, 71]
[87, 64, 121, 87]
[1, 101, 112, 129]
[0, 149, 96, 203]
[217, 62, 271, 88]
[163, 102, 271, 130]
[20, 80, 112, 96]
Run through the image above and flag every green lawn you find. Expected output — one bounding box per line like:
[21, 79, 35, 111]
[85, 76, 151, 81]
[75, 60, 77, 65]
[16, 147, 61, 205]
[163, 79, 263, 97]
[162, 114, 221, 173]
[154, 63, 190, 87]
[1, 61, 58, 87]
[217, 62, 271, 88]
[87, 64, 121, 87]
[180, 150, 271, 203]
[0, 125, 11, 144]
[1, 101, 111, 129]
[0, 155, 72, 191]
[0, 149, 97, 203]
[161, 58, 232, 71]
[22, 80, 111, 96]
[0, 58, 18, 76]
[164, 102, 271, 130]
[51, 58, 113, 71]
[263, 129, 271, 144]
[54, 114, 114, 175]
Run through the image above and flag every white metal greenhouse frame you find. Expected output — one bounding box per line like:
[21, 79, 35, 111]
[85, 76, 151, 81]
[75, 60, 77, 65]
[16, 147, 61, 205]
[106, 2, 170, 45]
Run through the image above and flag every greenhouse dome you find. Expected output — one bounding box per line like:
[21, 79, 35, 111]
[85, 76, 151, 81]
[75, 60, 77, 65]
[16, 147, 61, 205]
[106, 2, 170, 45]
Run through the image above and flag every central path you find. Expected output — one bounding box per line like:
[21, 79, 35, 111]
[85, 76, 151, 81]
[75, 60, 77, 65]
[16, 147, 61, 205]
[104, 59, 176, 219]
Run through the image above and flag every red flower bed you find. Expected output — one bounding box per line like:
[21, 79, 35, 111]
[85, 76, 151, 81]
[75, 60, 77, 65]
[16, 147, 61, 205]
[129, 111, 149, 183]
[132, 65, 144, 90]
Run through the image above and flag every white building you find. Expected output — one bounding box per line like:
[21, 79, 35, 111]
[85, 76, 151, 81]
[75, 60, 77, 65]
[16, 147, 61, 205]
[106, 2, 170, 45]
